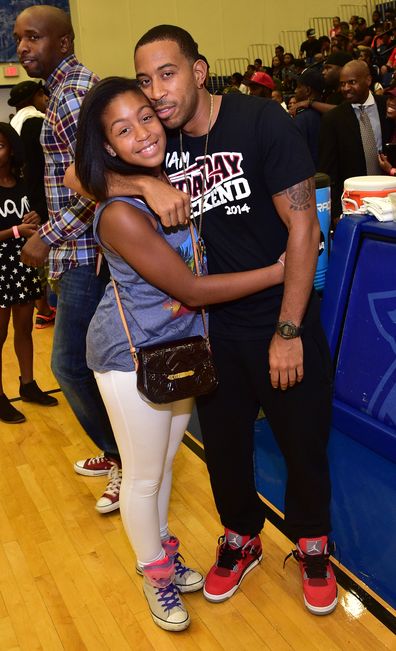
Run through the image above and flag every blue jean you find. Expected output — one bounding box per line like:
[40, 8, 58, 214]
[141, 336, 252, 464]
[51, 264, 119, 458]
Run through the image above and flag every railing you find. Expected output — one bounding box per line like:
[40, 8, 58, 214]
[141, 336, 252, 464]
[213, 57, 249, 77]
[367, 0, 380, 17]
[207, 76, 229, 94]
[278, 30, 306, 57]
[311, 16, 333, 37]
[247, 43, 277, 67]
[337, 2, 396, 23]
[372, 0, 396, 19]
[217, 3, 396, 79]
[338, 4, 369, 21]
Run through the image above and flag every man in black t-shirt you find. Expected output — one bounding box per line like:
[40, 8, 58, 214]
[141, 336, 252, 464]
[299, 29, 321, 64]
[353, 17, 372, 47]
[86, 25, 337, 619]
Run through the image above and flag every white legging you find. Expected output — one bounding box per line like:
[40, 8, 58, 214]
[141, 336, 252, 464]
[95, 369, 193, 565]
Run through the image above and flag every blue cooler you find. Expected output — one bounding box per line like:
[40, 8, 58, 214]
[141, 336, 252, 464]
[314, 172, 331, 291]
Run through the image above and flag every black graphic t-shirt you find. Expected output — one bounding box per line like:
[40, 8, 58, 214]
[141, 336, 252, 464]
[0, 180, 42, 308]
[165, 93, 316, 339]
[0, 181, 30, 231]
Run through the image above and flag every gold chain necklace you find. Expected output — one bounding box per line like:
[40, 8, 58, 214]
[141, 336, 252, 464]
[179, 93, 214, 250]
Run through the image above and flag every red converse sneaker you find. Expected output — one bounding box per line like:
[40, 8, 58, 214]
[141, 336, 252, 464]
[95, 464, 122, 513]
[203, 528, 262, 602]
[74, 454, 115, 476]
[287, 536, 338, 615]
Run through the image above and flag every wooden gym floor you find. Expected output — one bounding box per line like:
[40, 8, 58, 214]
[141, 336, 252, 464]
[0, 324, 395, 650]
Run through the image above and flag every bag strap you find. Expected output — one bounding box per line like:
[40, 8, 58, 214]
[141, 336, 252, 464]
[112, 278, 139, 370]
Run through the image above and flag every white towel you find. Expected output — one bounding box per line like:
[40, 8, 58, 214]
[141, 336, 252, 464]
[360, 196, 395, 222]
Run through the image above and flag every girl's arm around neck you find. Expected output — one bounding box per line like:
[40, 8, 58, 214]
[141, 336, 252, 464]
[64, 164, 190, 228]
[99, 200, 284, 307]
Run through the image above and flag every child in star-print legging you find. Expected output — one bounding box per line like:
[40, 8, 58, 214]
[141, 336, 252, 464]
[0, 122, 58, 423]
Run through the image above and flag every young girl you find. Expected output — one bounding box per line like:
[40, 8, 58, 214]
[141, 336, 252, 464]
[0, 123, 58, 423]
[75, 78, 285, 632]
[271, 55, 284, 86]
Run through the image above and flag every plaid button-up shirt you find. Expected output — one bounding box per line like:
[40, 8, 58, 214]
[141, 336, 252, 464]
[39, 55, 99, 279]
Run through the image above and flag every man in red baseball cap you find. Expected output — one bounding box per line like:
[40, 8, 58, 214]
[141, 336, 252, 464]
[248, 71, 275, 98]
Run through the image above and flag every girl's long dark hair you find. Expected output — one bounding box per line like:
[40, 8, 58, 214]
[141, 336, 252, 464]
[75, 77, 154, 202]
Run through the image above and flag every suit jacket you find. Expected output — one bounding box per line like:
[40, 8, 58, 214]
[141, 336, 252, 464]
[319, 95, 392, 219]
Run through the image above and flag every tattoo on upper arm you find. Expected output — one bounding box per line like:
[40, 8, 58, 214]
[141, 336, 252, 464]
[274, 178, 315, 211]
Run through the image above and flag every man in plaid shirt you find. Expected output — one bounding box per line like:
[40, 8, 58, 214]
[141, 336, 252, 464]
[14, 5, 121, 513]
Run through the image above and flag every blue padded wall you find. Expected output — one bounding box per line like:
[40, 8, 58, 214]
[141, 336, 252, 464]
[254, 418, 396, 609]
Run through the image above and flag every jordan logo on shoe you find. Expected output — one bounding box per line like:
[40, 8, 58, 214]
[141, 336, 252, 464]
[227, 533, 243, 548]
[307, 540, 323, 554]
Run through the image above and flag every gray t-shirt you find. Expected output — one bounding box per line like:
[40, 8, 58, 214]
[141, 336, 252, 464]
[86, 196, 204, 372]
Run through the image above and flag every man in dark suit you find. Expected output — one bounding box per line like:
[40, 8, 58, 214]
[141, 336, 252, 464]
[319, 59, 392, 224]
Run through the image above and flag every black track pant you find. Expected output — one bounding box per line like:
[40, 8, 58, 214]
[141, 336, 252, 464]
[197, 324, 333, 542]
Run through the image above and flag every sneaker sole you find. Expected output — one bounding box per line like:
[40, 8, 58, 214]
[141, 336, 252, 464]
[136, 566, 205, 593]
[0, 414, 26, 424]
[95, 501, 120, 514]
[203, 553, 262, 603]
[177, 576, 205, 593]
[143, 587, 191, 633]
[74, 464, 112, 476]
[150, 611, 190, 632]
[304, 592, 338, 616]
[20, 396, 58, 406]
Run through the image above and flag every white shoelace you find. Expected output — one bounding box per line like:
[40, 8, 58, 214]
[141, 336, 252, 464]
[87, 454, 108, 466]
[104, 465, 122, 496]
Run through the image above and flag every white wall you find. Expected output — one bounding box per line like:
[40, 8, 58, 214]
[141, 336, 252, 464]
[71, 0, 371, 76]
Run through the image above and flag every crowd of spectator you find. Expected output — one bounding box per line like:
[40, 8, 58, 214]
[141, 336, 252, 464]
[209, 9, 396, 228]
[217, 9, 396, 108]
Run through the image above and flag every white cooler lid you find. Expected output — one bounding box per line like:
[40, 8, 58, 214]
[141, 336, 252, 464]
[344, 175, 396, 191]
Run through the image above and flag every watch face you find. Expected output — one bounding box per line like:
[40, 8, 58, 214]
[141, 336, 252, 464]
[277, 321, 300, 338]
[282, 323, 294, 337]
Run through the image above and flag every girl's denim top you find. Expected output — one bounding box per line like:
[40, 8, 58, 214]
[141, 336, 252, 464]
[86, 196, 204, 372]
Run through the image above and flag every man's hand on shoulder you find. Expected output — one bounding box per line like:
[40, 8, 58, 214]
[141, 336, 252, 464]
[20, 231, 50, 267]
[108, 173, 191, 227]
[64, 163, 192, 228]
[138, 176, 191, 227]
